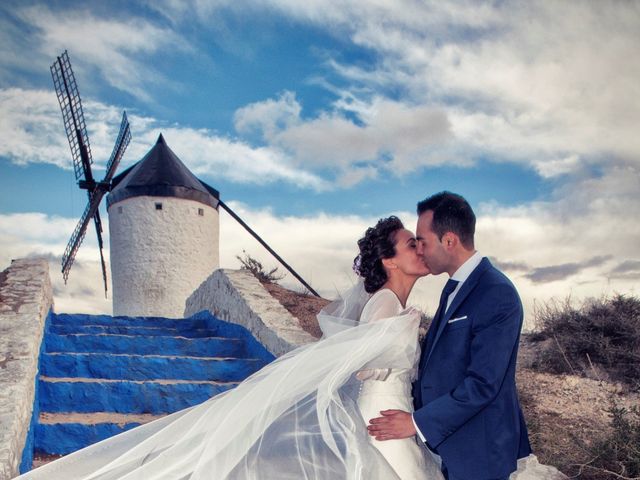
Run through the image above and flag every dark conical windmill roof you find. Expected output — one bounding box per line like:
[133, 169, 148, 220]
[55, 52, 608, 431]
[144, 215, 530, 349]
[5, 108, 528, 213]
[107, 134, 219, 209]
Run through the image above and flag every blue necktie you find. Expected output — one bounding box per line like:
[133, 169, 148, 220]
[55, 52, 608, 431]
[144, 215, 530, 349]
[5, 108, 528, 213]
[435, 278, 459, 325]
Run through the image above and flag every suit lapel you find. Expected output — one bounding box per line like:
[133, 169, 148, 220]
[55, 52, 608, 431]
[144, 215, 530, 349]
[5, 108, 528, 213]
[421, 257, 492, 370]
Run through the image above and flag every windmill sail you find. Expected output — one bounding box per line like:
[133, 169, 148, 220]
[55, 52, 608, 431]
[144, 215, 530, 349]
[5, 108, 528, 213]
[105, 112, 131, 181]
[61, 190, 107, 283]
[51, 51, 131, 295]
[50, 50, 93, 182]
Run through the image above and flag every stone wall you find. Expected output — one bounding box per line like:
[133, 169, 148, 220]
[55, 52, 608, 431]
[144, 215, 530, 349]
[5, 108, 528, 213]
[0, 259, 53, 480]
[185, 269, 316, 357]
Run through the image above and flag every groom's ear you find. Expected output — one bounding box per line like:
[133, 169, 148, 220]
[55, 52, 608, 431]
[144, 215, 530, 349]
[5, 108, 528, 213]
[441, 232, 458, 250]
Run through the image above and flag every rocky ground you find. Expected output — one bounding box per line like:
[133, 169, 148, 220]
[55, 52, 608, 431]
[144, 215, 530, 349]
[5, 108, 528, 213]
[517, 337, 640, 479]
[261, 281, 330, 338]
[266, 283, 640, 479]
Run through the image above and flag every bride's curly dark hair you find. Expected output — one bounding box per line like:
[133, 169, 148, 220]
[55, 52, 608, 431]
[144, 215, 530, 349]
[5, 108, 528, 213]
[353, 216, 404, 293]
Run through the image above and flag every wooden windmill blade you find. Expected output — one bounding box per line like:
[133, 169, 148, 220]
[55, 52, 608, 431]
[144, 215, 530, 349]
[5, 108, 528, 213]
[61, 190, 107, 284]
[104, 111, 131, 182]
[92, 209, 108, 296]
[50, 50, 94, 184]
[87, 113, 131, 296]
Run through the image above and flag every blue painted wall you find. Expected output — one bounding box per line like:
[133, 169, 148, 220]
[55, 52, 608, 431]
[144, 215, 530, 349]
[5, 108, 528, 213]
[19, 310, 52, 473]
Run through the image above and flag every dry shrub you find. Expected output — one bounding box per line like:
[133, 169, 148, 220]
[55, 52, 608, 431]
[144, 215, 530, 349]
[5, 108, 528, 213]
[530, 294, 640, 390]
[236, 251, 284, 284]
[573, 402, 640, 479]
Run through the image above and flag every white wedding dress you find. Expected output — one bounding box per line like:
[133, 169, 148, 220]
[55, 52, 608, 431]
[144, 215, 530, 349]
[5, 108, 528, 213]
[18, 283, 441, 480]
[356, 289, 441, 480]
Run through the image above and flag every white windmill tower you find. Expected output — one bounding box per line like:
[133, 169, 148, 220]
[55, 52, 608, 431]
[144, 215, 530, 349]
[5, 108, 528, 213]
[52, 51, 319, 316]
[106, 134, 220, 317]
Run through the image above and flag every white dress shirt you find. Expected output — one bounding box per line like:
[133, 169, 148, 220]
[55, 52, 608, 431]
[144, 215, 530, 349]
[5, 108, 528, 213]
[446, 251, 482, 311]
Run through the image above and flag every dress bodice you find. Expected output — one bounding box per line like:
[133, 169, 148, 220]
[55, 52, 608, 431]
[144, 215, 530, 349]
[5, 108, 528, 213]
[358, 289, 416, 389]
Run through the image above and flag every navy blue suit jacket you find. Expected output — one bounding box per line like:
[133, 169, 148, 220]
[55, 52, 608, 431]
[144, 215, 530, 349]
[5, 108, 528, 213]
[413, 258, 531, 479]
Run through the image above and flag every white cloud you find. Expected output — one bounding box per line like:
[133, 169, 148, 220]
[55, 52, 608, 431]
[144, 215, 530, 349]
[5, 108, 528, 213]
[221, 0, 640, 177]
[8, 1, 639, 185]
[0, 87, 327, 190]
[0, 9, 39, 83]
[156, 127, 328, 189]
[234, 91, 302, 139]
[336, 165, 378, 188]
[0, 88, 69, 167]
[148, 0, 640, 183]
[236, 93, 452, 180]
[10, 5, 191, 102]
[533, 155, 581, 179]
[475, 164, 640, 325]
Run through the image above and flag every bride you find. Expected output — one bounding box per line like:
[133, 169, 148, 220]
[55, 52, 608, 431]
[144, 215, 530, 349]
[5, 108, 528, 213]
[19, 216, 442, 480]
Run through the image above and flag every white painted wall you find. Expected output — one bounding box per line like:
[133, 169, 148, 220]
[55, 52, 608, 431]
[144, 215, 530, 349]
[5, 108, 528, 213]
[108, 195, 219, 318]
[185, 269, 316, 356]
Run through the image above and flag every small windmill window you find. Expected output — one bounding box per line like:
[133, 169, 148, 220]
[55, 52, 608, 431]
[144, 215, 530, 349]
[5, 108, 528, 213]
[155, 202, 163, 210]
[118, 206, 123, 214]
[198, 208, 204, 216]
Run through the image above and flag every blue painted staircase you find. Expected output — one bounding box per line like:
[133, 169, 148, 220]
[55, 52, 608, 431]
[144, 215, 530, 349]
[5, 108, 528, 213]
[25, 311, 274, 469]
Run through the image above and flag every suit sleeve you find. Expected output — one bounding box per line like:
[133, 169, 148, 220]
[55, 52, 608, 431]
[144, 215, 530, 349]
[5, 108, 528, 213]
[413, 283, 523, 448]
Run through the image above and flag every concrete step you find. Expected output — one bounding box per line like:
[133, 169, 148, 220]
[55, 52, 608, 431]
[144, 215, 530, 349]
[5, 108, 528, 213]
[45, 333, 246, 358]
[39, 376, 236, 414]
[48, 312, 275, 365]
[51, 313, 208, 330]
[49, 324, 216, 338]
[35, 412, 162, 455]
[40, 352, 266, 381]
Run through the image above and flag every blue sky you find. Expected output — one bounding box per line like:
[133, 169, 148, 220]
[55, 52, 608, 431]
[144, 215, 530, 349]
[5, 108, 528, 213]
[1, 0, 638, 318]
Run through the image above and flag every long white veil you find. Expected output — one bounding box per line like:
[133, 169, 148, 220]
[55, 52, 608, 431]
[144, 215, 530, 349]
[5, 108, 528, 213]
[19, 282, 422, 480]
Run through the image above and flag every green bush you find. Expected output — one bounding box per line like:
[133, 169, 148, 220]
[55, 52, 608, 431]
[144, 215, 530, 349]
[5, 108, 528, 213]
[530, 294, 640, 390]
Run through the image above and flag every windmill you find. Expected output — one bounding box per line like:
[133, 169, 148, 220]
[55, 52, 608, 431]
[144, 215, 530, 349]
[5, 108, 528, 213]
[51, 50, 131, 297]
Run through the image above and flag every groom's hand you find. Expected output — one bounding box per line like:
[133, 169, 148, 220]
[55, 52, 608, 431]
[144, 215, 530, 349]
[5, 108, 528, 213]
[367, 410, 416, 440]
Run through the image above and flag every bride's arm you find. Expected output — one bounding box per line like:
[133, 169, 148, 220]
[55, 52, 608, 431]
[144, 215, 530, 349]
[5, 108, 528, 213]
[359, 290, 402, 324]
[356, 291, 401, 381]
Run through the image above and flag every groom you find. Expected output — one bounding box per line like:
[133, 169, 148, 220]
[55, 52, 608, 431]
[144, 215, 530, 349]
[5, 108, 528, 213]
[367, 191, 531, 480]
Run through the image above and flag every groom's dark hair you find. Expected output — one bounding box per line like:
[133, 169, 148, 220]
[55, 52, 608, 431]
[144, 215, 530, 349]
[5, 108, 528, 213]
[417, 191, 475, 249]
